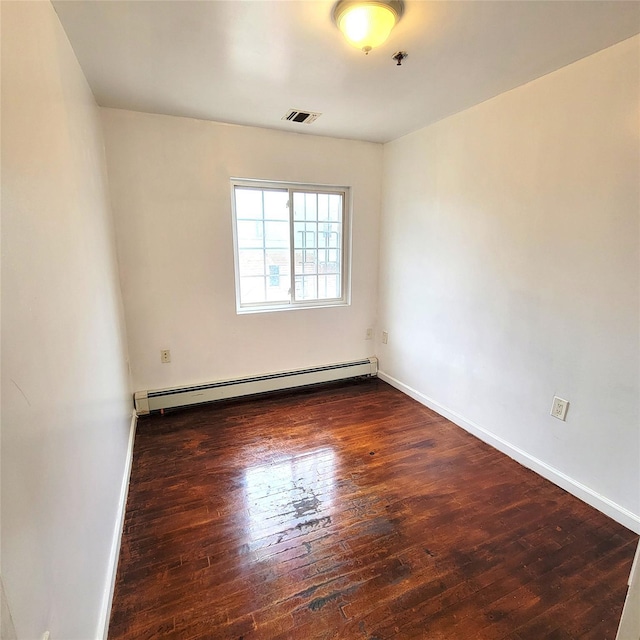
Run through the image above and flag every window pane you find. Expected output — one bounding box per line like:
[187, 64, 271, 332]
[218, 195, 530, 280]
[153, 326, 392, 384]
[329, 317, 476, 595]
[264, 221, 289, 249]
[318, 275, 328, 299]
[293, 192, 305, 221]
[329, 194, 342, 221]
[304, 193, 317, 221]
[265, 275, 290, 302]
[265, 257, 290, 302]
[235, 188, 290, 307]
[319, 249, 339, 274]
[317, 194, 329, 221]
[295, 275, 317, 300]
[265, 249, 290, 273]
[235, 188, 264, 220]
[318, 223, 341, 248]
[237, 220, 264, 249]
[238, 249, 265, 276]
[263, 190, 288, 220]
[294, 222, 318, 249]
[317, 274, 340, 299]
[240, 276, 266, 304]
[295, 249, 317, 275]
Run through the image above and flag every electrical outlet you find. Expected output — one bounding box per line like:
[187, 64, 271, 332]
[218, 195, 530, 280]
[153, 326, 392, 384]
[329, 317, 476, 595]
[365, 328, 373, 340]
[551, 396, 569, 421]
[382, 331, 388, 345]
[42, 632, 50, 640]
[160, 349, 171, 364]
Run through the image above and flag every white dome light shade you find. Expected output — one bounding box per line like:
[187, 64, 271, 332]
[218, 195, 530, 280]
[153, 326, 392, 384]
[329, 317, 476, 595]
[333, 1, 403, 54]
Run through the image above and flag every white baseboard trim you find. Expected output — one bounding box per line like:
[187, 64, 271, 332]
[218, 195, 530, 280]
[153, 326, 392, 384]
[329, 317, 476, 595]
[97, 410, 138, 640]
[378, 370, 640, 534]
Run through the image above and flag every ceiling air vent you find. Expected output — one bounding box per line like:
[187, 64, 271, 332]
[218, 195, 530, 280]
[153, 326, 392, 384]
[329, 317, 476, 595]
[282, 109, 322, 125]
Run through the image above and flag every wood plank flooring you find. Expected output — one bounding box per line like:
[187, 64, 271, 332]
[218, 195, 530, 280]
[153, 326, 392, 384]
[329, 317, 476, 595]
[108, 379, 638, 640]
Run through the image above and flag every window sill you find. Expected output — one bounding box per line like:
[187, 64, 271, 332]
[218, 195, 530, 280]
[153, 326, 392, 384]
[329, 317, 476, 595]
[236, 300, 350, 315]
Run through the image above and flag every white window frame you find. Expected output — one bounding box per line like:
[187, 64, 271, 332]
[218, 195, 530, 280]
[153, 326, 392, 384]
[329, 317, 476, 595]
[231, 178, 351, 314]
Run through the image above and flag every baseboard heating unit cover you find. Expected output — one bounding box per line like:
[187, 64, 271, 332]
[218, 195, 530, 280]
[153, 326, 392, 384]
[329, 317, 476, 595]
[134, 357, 378, 415]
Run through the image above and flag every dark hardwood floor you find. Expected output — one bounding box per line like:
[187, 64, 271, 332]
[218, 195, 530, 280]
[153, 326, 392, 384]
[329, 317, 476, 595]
[108, 379, 637, 640]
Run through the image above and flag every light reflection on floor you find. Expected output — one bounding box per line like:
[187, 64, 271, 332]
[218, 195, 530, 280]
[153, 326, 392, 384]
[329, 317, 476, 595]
[243, 447, 336, 557]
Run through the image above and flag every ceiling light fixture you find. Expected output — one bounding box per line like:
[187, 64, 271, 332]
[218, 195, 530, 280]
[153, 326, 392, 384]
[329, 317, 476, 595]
[333, 0, 404, 54]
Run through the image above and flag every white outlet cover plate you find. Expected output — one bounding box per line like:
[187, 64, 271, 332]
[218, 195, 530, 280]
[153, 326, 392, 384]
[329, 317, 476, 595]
[551, 396, 569, 421]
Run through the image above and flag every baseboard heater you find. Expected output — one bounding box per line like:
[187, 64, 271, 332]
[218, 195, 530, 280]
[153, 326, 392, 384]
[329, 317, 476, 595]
[134, 357, 378, 415]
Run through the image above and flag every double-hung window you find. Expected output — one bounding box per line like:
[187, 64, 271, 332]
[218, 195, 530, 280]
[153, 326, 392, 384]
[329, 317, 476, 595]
[231, 179, 350, 313]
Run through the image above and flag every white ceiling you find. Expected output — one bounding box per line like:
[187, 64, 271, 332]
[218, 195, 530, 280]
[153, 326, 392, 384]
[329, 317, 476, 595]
[53, 0, 640, 143]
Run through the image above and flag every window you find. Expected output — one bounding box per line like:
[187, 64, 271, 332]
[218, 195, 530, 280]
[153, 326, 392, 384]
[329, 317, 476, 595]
[231, 179, 350, 312]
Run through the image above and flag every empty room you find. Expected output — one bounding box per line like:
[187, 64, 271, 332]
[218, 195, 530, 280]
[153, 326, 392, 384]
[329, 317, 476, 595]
[2, 1, 639, 639]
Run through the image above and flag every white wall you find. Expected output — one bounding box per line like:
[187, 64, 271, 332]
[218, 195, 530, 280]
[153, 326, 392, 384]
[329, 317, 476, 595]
[1, 577, 17, 640]
[101, 109, 382, 392]
[378, 36, 640, 530]
[1, 3, 133, 638]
